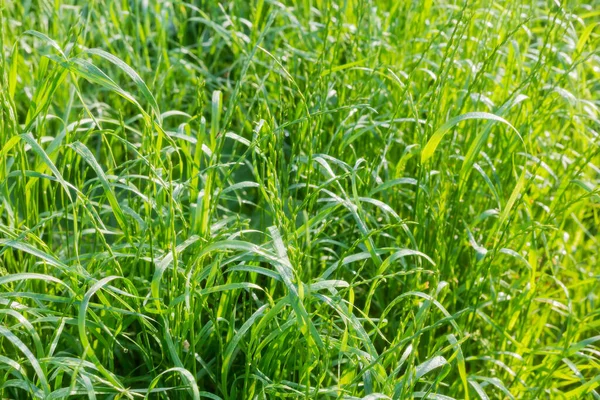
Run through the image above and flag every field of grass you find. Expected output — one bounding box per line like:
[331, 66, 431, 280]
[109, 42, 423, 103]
[1, 0, 599, 398]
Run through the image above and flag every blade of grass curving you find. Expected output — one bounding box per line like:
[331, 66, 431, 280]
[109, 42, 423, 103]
[268, 226, 324, 348]
[85, 48, 160, 119]
[421, 112, 522, 163]
[21, 133, 73, 202]
[0, 325, 50, 396]
[77, 276, 126, 391]
[69, 141, 129, 238]
[222, 304, 269, 398]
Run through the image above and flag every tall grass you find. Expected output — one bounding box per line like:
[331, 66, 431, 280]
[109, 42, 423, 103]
[1, 0, 599, 398]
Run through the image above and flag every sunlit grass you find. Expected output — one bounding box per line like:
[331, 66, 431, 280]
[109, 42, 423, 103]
[1, 0, 599, 398]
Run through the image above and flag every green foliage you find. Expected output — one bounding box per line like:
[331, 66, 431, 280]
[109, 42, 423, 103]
[1, 0, 599, 398]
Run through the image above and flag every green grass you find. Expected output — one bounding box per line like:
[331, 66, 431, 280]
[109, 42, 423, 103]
[1, 0, 599, 398]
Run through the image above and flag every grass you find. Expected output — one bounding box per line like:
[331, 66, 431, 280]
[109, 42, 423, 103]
[0, 0, 599, 398]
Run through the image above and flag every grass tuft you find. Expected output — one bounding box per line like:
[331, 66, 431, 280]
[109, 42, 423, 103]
[1, 0, 599, 399]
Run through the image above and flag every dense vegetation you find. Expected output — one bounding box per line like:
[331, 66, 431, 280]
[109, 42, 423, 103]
[1, 0, 599, 398]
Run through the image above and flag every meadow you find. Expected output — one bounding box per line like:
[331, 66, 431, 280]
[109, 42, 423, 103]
[1, 0, 599, 398]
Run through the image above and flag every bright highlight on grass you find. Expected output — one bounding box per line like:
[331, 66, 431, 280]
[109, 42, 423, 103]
[1, 1, 599, 399]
